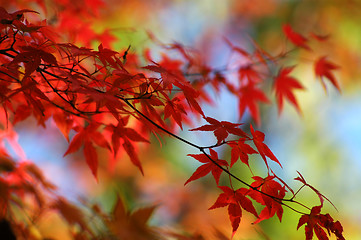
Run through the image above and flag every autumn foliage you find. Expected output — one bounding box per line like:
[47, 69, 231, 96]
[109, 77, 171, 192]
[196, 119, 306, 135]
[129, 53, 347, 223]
[0, 1, 346, 239]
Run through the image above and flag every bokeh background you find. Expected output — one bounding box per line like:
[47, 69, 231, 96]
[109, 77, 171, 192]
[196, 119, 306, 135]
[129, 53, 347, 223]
[4, 0, 361, 239]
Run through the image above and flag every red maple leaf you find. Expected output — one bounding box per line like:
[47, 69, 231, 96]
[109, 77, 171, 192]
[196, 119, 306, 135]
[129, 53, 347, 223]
[248, 175, 286, 224]
[190, 117, 247, 144]
[0, 8, 38, 31]
[164, 96, 187, 130]
[95, 43, 119, 69]
[209, 186, 258, 237]
[250, 125, 281, 168]
[158, 53, 184, 71]
[11, 45, 57, 79]
[52, 111, 73, 142]
[143, 62, 185, 90]
[105, 117, 149, 174]
[238, 84, 270, 126]
[314, 56, 340, 92]
[139, 94, 166, 127]
[297, 206, 345, 240]
[228, 139, 257, 168]
[274, 66, 304, 114]
[185, 149, 228, 185]
[64, 123, 111, 179]
[122, 139, 144, 175]
[182, 84, 205, 116]
[282, 24, 310, 50]
[238, 65, 261, 84]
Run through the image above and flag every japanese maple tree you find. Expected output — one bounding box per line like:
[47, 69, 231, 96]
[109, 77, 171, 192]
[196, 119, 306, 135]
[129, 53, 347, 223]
[0, 1, 346, 239]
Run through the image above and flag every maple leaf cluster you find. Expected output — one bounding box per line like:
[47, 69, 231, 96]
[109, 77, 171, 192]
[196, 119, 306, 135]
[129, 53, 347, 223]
[0, 2, 345, 240]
